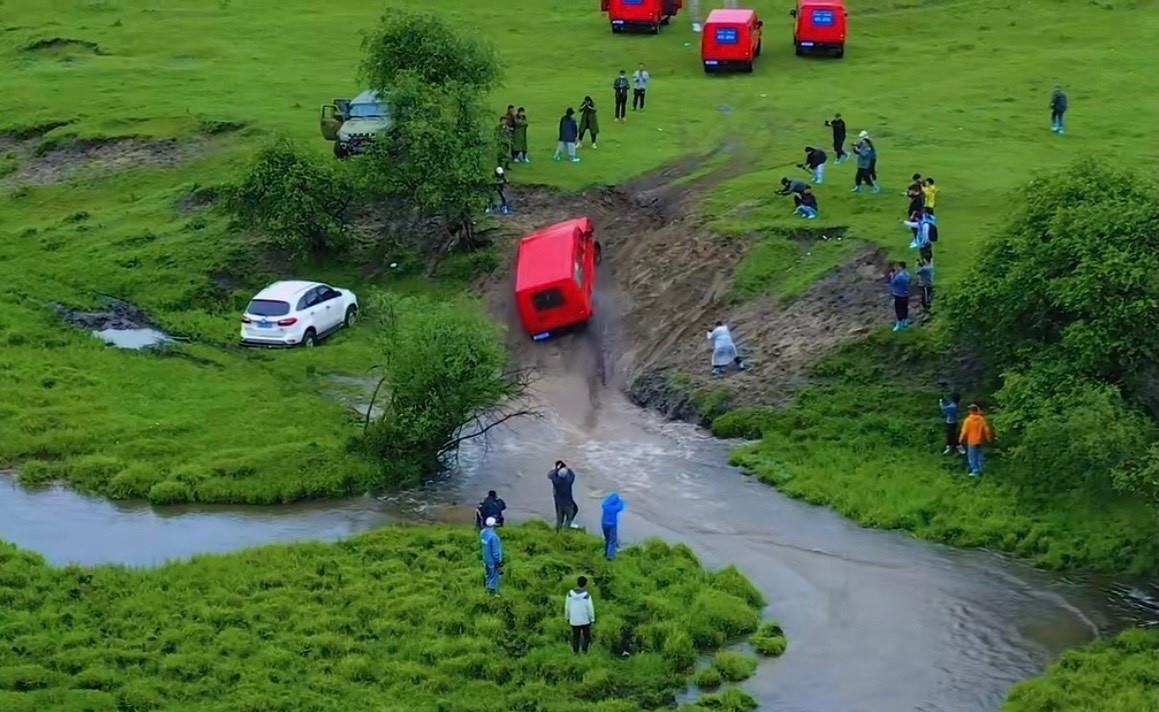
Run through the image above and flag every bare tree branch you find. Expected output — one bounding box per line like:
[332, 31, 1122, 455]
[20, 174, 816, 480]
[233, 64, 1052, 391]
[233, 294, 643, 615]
[437, 408, 540, 453]
[363, 375, 388, 434]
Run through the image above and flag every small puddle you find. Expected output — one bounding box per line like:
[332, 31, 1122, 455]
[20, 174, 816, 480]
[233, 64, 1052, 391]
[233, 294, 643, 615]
[93, 327, 171, 349]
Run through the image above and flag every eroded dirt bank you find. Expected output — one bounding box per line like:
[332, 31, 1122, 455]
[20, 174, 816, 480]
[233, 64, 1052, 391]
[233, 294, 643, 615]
[487, 156, 889, 423]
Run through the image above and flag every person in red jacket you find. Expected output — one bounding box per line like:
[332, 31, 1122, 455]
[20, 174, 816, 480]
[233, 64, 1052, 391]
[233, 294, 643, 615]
[958, 404, 995, 477]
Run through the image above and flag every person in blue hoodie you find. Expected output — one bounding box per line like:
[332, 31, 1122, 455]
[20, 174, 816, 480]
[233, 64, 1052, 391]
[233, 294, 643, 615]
[480, 517, 504, 595]
[904, 207, 935, 263]
[601, 492, 625, 561]
[939, 392, 965, 455]
[887, 261, 911, 332]
[1050, 85, 1068, 134]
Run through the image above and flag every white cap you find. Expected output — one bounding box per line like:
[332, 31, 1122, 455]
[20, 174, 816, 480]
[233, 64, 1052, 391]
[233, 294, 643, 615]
[485, 516, 497, 527]
[495, 166, 505, 176]
[858, 130, 869, 139]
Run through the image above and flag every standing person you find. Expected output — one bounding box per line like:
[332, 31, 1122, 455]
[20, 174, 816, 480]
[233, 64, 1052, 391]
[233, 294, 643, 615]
[939, 392, 964, 455]
[1050, 85, 1068, 134]
[799, 146, 827, 184]
[852, 133, 879, 193]
[601, 492, 625, 561]
[480, 517, 504, 595]
[495, 115, 513, 170]
[475, 489, 507, 529]
[578, 96, 599, 149]
[565, 576, 596, 654]
[553, 108, 580, 163]
[548, 461, 578, 531]
[504, 105, 517, 130]
[512, 107, 529, 163]
[916, 255, 934, 314]
[632, 63, 650, 111]
[825, 113, 847, 163]
[905, 173, 925, 221]
[794, 185, 818, 219]
[922, 177, 938, 211]
[905, 207, 935, 263]
[613, 70, 630, 121]
[707, 320, 746, 376]
[489, 166, 510, 215]
[887, 261, 911, 332]
[958, 405, 995, 477]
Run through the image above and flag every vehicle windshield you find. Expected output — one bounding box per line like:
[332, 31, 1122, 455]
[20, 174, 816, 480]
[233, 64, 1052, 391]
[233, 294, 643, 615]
[348, 101, 388, 119]
[246, 299, 290, 317]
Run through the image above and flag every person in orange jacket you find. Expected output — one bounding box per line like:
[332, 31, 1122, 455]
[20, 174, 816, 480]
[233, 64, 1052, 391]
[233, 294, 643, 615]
[958, 404, 995, 477]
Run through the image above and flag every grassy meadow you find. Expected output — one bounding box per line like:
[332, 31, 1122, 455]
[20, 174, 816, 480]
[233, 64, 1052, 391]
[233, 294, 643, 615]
[0, 523, 766, 712]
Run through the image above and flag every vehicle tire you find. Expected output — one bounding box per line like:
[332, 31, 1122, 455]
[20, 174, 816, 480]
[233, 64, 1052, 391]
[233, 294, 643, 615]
[301, 329, 317, 348]
[794, 41, 804, 56]
[333, 143, 348, 159]
[594, 242, 603, 265]
[743, 61, 754, 73]
[650, 23, 659, 34]
[661, 15, 670, 25]
[755, 40, 762, 57]
[612, 24, 621, 33]
[344, 305, 358, 328]
[835, 45, 845, 58]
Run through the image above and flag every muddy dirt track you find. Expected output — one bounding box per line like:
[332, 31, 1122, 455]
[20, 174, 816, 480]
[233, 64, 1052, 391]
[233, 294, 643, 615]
[486, 154, 889, 419]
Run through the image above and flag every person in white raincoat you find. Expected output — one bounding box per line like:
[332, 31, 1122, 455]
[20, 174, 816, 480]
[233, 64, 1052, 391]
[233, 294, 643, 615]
[707, 321, 746, 376]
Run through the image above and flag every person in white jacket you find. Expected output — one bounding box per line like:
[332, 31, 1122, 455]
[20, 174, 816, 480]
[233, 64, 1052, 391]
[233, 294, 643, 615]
[707, 320, 746, 376]
[565, 576, 596, 654]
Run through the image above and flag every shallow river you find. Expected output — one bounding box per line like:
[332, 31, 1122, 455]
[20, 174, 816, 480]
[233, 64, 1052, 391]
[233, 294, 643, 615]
[2, 371, 1156, 712]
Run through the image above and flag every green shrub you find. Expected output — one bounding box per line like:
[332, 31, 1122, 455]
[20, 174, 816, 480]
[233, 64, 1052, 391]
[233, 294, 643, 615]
[65, 454, 123, 491]
[16, 461, 61, 486]
[710, 565, 766, 609]
[106, 464, 163, 500]
[711, 651, 757, 682]
[661, 629, 696, 673]
[710, 407, 777, 439]
[147, 480, 192, 505]
[229, 139, 351, 258]
[694, 666, 722, 689]
[694, 687, 760, 711]
[685, 590, 760, 648]
[750, 621, 787, 657]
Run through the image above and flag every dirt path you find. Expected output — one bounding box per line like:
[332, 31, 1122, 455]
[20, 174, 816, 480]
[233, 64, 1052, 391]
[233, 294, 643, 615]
[483, 155, 889, 422]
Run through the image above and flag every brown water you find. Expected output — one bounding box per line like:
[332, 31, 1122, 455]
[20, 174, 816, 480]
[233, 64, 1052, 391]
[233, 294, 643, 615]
[1, 372, 1155, 711]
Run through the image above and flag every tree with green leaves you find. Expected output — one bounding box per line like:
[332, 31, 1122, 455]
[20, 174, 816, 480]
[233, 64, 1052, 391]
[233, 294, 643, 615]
[361, 294, 532, 486]
[229, 139, 351, 258]
[361, 11, 501, 93]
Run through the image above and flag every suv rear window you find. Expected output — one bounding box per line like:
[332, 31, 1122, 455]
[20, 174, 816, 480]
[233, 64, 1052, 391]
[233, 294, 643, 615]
[246, 299, 291, 317]
[533, 288, 565, 311]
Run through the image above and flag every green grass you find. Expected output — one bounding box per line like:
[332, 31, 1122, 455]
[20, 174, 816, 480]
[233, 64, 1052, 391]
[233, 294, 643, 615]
[0, 0, 1156, 505]
[1001, 628, 1159, 712]
[719, 333, 1159, 574]
[749, 621, 787, 657]
[729, 230, 865, 303]
[710, 651, 758, 682]
[0, 522, 765, 711]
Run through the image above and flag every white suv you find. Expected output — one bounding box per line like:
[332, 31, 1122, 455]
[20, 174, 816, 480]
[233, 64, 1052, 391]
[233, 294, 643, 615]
[240, 280, 359, 348]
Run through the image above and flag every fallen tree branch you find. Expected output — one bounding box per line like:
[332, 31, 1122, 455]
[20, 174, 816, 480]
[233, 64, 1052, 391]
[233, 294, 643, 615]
[438, 408, 539, 453]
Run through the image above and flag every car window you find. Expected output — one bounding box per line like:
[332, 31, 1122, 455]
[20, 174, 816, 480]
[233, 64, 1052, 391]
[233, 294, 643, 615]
[246, 299, 290, 317]
[533, 288, 565, 311]
[318, 286, 339, 302]
[297, 288, 321, 311]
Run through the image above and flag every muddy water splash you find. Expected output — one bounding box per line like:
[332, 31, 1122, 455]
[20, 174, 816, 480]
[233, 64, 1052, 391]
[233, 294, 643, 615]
[1, 376, 1156, 710]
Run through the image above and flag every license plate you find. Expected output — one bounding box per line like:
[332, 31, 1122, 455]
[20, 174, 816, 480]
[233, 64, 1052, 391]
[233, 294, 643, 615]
[258, 320, 273, 329]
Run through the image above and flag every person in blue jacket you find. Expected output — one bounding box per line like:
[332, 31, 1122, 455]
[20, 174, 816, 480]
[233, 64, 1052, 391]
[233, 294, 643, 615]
[601, 492, 625, 561]
[887, 261, 911, 332]
[553, 108, 580, 163]
[480, 516, 504, 595]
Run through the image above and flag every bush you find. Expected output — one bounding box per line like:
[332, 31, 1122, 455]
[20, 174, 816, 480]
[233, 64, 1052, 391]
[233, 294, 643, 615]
[361, 11, 500, 92]
[106, 464, 163, 500]
[65, 454, 123, 491]
[694, 666, 722, 689]
[359, 295, 516, 486]
[693, 687, 759, 711]
[229, 140, 351, 258]
[147, 480, 192, 505]
[710, 565, 766, 609]
[750, 621, 787, 657]
[711, 651, 757, 682]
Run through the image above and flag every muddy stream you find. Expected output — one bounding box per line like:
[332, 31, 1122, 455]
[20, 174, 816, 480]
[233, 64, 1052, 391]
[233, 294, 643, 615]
[2, 368, 1156, 711]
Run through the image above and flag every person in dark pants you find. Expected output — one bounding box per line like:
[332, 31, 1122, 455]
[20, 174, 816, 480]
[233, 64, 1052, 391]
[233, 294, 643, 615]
[852, 134, 878, 192]
[905, 173, 924, 220]
[888, 261, 911, 332]
[632, 63, 650, 110]
[613, 70, 630, 121]
[776, 176, 809, 196]
[548, 461, 578, 530]
[490, 166, 510, 215]
[553, 108, 579, 162]
[601, 492, 625, 560]
[578, 96, 599, 149]
[565, 576, 596, 654]
[825, 113, 847, 163]
[1050, 85, 1068, 134]
[939, 392, 965, 455]
[916, 256, 934, 313]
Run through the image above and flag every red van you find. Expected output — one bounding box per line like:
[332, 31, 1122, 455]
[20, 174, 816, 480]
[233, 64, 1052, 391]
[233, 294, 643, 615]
[791, 0, 847, 57]
[701, 9, 763, 73]
[602, 0, 682, 33]
[515, 218, 602, 340]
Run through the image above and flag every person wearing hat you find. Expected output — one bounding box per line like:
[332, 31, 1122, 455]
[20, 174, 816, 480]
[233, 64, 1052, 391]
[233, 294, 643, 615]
[490, 166, 510, 215]
[958, 405, 996, 477]
[852, 131, 879, 193]
[480, 516, 504, 595]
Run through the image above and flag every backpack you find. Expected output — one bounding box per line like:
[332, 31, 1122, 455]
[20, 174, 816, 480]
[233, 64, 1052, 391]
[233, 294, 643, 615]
[927, 223, 939, 243]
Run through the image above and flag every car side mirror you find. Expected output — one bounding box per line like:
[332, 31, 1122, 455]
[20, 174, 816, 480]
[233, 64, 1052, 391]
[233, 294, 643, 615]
[789, 8, 797, 16]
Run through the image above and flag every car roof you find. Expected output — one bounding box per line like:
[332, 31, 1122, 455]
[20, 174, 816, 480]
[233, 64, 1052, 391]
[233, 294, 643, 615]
[351, 89, 383, 105]
[515, 218, 591, 293]
[705, 8, 757, 22]
[252, 280, 325, 301]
